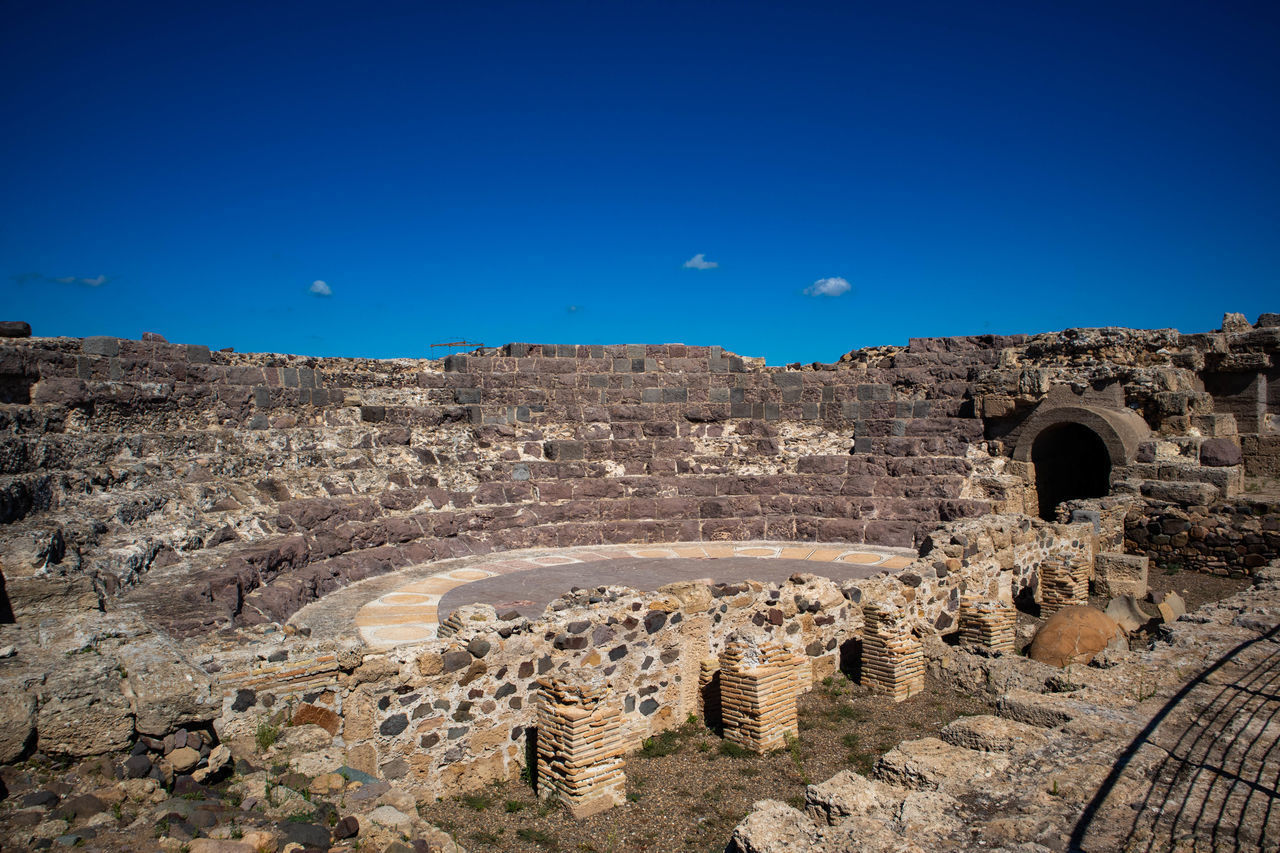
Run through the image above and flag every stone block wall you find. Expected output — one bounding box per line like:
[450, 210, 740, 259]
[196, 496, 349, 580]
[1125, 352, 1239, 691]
[0, 334, 1002, 637]
[1124, 497, 1280, 576]
[201, 510, 1095, 801]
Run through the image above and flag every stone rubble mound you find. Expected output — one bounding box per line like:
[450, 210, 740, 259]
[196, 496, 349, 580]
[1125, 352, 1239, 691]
[728, 561, 1280, 852]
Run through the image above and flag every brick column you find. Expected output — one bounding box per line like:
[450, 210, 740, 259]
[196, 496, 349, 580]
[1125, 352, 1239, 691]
[1040, 553, 1089, 616]
[860, 604, 924, 702]
[535, 675, 626, 819]
[958, 596, 1017, 655]
[718, 636, 804, 752]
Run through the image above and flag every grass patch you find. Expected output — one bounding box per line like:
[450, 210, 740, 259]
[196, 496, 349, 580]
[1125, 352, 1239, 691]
[254, 721, 280, 753]
[517, 827, 558, 848]
[717, 740, 751, 758]
[842, 732, 876, 775]
[460, 792, 491, 812]
[785, 731, 810, 785]
[828, 704, 862, 722]
[639, 729, 683, 758]
[504, 799, 527, 813]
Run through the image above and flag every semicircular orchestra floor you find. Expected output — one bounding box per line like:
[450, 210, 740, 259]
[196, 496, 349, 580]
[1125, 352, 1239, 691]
[308, 541, 914, 650]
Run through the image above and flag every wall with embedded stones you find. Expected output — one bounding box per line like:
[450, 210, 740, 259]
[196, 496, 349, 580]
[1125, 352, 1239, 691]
[204, 511, 1092, 799]
[0, 313, 1276, 774]
[1124, 496, 1280, 576]
[2, 318, 1273, 640]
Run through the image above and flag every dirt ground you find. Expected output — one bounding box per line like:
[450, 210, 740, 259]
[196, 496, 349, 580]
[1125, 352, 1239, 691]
[418, 571, 1253, 853]
[415, 674, 991, 853]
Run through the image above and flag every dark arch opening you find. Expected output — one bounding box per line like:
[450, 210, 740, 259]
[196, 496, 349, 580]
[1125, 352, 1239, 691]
[1031, 422, 1112, 521]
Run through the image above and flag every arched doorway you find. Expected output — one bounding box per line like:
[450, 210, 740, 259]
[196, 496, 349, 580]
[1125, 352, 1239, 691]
[1031, 422, 1111, 521]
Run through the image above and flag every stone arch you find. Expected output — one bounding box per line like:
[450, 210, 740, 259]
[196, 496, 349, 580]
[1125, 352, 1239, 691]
[1011, 403, 1151, 520]
[1029, 422, 1111, 520]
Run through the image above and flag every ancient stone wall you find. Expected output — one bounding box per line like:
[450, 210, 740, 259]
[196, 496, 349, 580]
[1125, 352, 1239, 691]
[1124, 496, 1280, 576]
[203, 512, 1093, 800]
[0, 313, 1276, 783]
[0, 335, 999, 638]
[3, 316, 1273, 639]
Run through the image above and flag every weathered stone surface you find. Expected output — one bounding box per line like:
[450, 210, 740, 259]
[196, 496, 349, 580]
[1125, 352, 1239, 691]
[804, 770, 899, 825]
[1200, 437, 1243, 467]
[168, 745, 200, 772]
[367, 804, 414, 830]
[658, 580, 714, 614]
[1027, 606, 1126, 668]
[1222, 311, 1252, 333]
[0, 687, 36, 763]
[0, 321, 32, 338]
[119, 641, 216, 735]
[874, 737, 1009, 792]
[186, 840, 258, 853]
[36, 661, 134, 757]
[1092, 552, 1148, 598]
[939, 714, 1047, 754]
[727, 799, 817, 853]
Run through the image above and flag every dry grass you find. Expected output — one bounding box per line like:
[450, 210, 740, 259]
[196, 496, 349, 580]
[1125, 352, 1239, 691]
[415, 674, 991, 853]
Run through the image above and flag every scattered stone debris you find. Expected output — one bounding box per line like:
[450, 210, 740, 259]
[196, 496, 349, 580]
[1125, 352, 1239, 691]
[0, 313, 1276, 850]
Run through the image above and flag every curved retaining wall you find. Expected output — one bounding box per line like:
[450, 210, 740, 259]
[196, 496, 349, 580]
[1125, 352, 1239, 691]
[207, 514, 1092, 799]
[1, 336, 1005, 638]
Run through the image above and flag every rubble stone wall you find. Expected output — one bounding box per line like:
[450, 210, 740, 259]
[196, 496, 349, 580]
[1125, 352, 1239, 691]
[207, 511, 1093, 799]
[0, 314, 1276, 777]
[1124, 496, 1280, 576]
[2, 319, 1273, 639]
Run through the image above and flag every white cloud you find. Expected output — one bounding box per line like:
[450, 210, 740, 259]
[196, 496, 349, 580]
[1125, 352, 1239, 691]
[309, 280, 333, 297]
[683, 253, 718, 270]
[804, 276, 851, 297]
[11, 270, 110, 286]
[27, 273, 111, 287]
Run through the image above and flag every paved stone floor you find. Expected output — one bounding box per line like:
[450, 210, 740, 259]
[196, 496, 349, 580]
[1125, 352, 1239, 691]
[292, 541, 913, 649]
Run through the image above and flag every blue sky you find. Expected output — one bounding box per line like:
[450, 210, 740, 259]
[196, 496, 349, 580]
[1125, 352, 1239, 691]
[2, 1, 1277, 364]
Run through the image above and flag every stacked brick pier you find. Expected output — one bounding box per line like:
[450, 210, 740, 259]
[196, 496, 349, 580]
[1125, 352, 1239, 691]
[1039, 553, 1091, 616]
[718, 636, 805, 752]
[860, 604, 925, 702]
[957, 596, 1017, 655]
[535, 675, 627, 818]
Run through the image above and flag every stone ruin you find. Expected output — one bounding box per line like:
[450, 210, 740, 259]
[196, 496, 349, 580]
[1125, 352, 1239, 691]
[717, 634, 805, 751]
[956, 595, 1016, 655]
[859, 603, 925, 702]
[0, 311, 1277, 849]
[534, 674, 627, 818]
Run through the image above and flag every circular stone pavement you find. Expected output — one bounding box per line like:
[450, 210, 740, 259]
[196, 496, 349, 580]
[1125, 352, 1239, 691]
[326, 541, 914, 649]
[437, 557, 889, 619]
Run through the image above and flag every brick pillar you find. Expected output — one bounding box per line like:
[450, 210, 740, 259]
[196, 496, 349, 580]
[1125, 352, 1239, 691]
[1039, 553, 1089, 616]
[958, 596, 1017, 655]
[535, 675, 626, 819]
[718, 636, 804, 752]
[860, 604, 924, 702]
